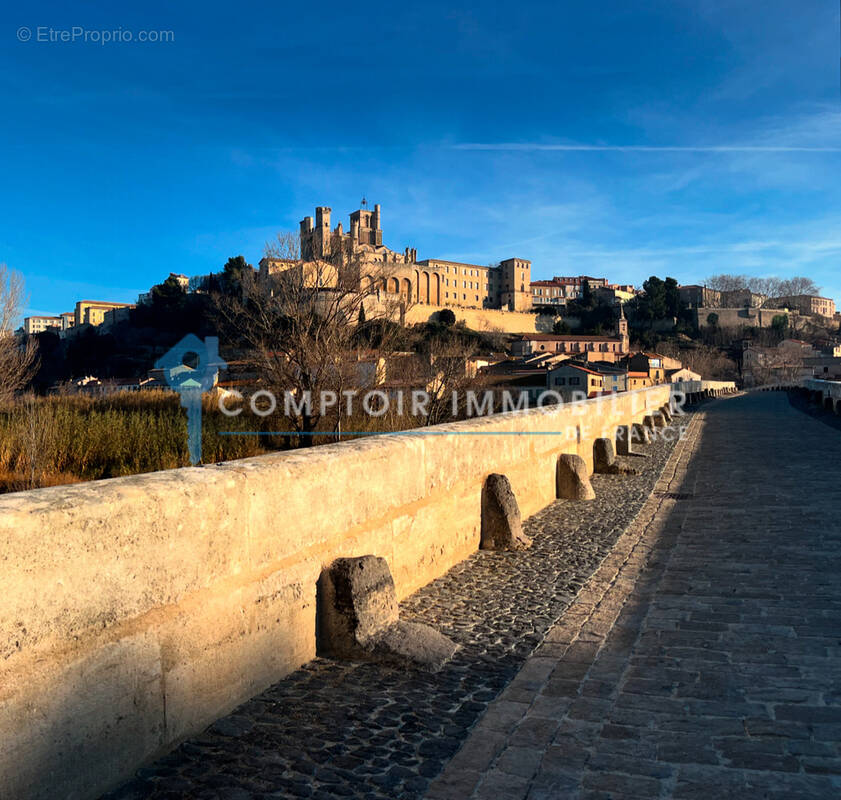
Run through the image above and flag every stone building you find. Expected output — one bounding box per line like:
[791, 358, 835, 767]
[418, 257, 532, 311]
[23, 315, 62, 335]
[625, 352, 668, 384]
[511, 303, 630, 358]
[299, 204, 417, 266]
[768, 294, 836, 319]
[530, 275, 610, 308]
[74, 300, 134, 327]
[546, 362, 605, 399]
[679, 285, 767, 310]
[678, 285, 722, 309]
[264, 203, 532, 312]
[720, 288, 766, 309]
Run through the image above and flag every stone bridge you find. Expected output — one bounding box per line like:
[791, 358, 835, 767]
[1, 379, 774, 800]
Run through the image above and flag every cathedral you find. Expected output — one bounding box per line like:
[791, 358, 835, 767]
[261, 202, 534, 312]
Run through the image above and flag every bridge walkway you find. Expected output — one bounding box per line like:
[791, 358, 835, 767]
[427, 392, 841, 799]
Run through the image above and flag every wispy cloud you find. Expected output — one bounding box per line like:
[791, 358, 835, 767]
[452, 143, 841, 153]
[562, 239, 841, 258]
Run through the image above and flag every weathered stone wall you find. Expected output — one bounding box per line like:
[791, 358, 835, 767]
[694, 306, 792, 330]
[404, 303, 555, 333]
[0, 386, 669, 800]
[803, 378, 841, 409]
[675, 379, 738, 395]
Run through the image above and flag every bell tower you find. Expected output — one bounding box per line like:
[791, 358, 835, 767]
[617, 302, 629, 353]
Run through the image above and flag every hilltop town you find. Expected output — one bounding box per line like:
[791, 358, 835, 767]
[20, 201, 841, 397]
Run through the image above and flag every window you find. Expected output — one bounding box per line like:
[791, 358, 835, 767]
[554, 377, 566, 386]
[569, 376, 581, 385]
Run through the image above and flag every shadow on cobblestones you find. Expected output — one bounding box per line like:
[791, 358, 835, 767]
[105, 425, 687, 800]
[787, 388, 841, 433]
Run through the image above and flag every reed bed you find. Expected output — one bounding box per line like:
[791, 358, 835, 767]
[0, 390, 426, 493]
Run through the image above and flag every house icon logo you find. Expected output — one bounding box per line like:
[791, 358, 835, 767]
[155, 335, 227, 465]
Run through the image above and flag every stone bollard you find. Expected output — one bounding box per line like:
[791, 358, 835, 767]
[556, 454, 596, 500]
[652, 411, 667, 429]
[669, 393, 686, 416]
[616, 424, 634, 456]
[643, 414, 656, 430]
[660, 404, 673, 423]
[593, 437, 616, 473]
[632, 422, 651, 445]
[318, 556, 457, 671]
[481, 474, 532, 550]
[594, 437, 637, 475]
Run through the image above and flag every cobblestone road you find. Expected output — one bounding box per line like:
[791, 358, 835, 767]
[106, 414, 689, 800]
[428, 392, 841, 799]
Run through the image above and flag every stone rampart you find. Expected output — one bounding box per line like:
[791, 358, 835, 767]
[404, 303, 555, 333]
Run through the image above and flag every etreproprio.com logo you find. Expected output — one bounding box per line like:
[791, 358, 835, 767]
[17, 26, 175, 44]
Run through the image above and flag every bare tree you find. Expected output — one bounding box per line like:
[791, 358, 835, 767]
[264, 231, 302, 261]
[748, 277, 782, 298]
[656, 341, 738, 381]
[0, 265, 39, 403]
[705, 274, 750, 293]
[216, 235, 410, 444]
[744, 344, 805, 387]
[706, 273, 821, 301]
[387, 342, 492, 427]
[776, 276, 821, 297]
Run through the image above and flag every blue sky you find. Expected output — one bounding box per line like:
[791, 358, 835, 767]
[3, 0, 840, 317]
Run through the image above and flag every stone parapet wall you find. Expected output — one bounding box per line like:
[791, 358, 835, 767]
[804, 378, 841, 399]
[674, 380, 738, 394]
[0, 385, 669, 799]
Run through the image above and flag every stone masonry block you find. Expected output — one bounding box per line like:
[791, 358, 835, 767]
[616, 425, 634, 456]
[317, 555, 398, 659]
[632, 423, 651, 445]
[317, 556, 456, 671]
[481, 474, 532, 551]
[594, 437, 636, 475]
[593, 438, 616, 473]
[556, 454, 596, 501]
